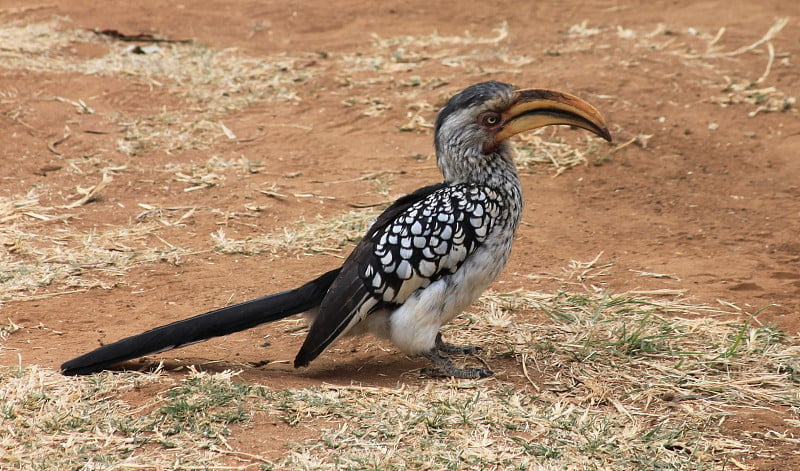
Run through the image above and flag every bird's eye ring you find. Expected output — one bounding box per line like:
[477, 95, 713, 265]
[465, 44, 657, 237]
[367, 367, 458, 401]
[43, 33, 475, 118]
[480, 112, 501, 127]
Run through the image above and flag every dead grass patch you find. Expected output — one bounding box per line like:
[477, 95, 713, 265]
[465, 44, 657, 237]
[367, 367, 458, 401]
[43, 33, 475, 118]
[2, 15, 797, 468]
[615, 18, 794, 117]
[0, 190, 188, 302]
[338, 22, 514, 76]
[271, 286, 798, 469]
[212, 207, 382, 257]
[0, 366, 256, 469]
[160, 155, 263, 193]
[711, 79, 795, 118]
[513, 131, 604, 175]
[3, 283, 797, 470]
[0, 19, 308, 155]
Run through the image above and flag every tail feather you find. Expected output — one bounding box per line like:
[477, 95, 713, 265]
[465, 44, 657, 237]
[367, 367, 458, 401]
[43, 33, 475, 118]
[61, 268, 340, 376]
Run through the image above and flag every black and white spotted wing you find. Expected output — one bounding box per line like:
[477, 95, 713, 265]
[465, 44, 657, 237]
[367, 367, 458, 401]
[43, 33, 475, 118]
[294, 182, 506, 367]
[361, 183, 505, 303]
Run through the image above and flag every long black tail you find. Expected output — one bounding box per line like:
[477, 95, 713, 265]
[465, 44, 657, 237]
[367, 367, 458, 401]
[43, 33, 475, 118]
[61, 268, 341, 376]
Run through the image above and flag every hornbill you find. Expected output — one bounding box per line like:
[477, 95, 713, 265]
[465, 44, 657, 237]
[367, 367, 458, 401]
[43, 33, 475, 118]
[61, 81, 611, 379]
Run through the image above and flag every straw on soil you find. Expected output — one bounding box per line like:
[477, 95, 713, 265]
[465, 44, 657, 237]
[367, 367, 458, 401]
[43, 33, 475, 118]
[2, 281, 797, 469]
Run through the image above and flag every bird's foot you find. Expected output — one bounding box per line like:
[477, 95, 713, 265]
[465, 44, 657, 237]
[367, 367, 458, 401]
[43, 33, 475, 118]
[421, 348, 493, 379]
[435, 332, 482, 355]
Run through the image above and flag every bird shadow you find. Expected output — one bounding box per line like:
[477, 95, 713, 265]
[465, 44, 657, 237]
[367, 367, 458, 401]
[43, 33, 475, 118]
[98, 353, 429, 388]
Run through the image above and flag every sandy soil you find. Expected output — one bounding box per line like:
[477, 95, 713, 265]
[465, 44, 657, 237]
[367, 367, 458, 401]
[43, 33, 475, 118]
[1, 1, 797, 468]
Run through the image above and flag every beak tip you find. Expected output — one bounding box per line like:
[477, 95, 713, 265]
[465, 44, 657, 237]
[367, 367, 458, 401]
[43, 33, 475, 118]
[599, 127, 613, 143]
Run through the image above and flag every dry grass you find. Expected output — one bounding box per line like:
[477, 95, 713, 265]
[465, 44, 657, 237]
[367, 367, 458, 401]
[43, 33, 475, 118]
[616, 18, 795, 117]
[0, 189, 188, 302]
[3, 284, 798, 470]
[42, 21, 303, 111]
[211, 207, 382, 257]
[1, 14, 798, 470]
[0, 366, 254, 469]
[160, 155, 264, 192]
[711, 79, 795, 118]
[0, 17, 791, 295]
[0, 18, 308, 155]
[513, 131, 605, 176]
[0, 11, 789, 310]
[339, 22, 515, 75]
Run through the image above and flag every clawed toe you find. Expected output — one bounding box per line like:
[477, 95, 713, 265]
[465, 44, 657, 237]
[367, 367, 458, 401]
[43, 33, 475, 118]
[421, 366, 493, 379]
[421, 346, 493, 379]
[435, 332, 483, 355]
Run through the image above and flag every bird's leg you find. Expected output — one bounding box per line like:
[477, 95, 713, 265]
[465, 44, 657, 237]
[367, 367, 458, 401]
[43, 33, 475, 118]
[435, 332, 482, 355]
[420, 347, 493, 379]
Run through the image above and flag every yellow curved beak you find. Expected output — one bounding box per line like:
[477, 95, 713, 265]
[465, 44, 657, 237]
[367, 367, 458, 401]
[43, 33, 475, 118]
[494, 89, 612, 145]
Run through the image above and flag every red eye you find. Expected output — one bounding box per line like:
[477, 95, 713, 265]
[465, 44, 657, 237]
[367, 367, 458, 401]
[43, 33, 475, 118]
[481, 112, 501, 127]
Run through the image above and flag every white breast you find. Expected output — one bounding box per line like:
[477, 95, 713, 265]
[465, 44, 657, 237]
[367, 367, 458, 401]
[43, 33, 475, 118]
[381, 238, 512, 355]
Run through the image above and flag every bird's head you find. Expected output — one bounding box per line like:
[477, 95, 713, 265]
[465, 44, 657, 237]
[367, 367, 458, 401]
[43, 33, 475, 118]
[434, 81, 612, 183]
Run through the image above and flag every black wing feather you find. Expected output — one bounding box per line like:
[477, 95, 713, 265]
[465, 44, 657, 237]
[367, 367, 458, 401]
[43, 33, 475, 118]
[293, 183, 448, 367]
[293, 245, 376, 367]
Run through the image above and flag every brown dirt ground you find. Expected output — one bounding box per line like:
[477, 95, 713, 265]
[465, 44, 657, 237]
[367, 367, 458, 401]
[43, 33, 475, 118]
[1, 0, 798, 468]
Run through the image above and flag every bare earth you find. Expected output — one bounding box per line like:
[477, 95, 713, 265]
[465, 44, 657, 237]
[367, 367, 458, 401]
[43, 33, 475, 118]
[1, 0, 798, 469]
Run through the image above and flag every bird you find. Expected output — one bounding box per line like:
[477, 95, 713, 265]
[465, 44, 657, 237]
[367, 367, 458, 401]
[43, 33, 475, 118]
[61, 81, 611, 379]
